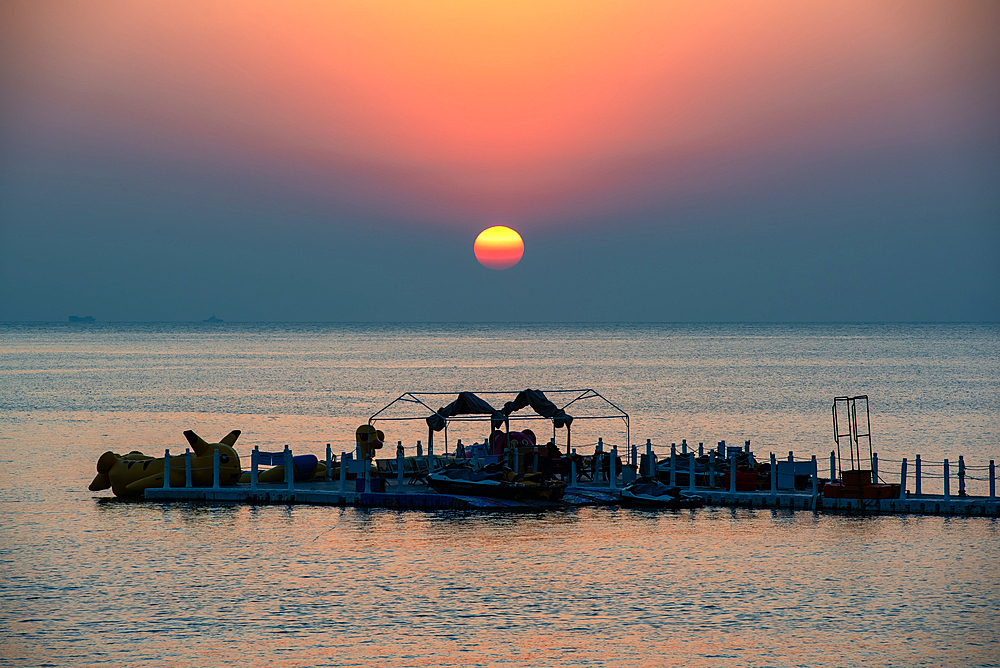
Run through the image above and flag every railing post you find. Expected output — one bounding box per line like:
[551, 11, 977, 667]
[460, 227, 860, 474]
[788, 451, 794, 463]
[699, 442, 704, 457]
[899, 458, 907, 499]
[596, 438, 604, 482]
[163, 449, 171, 489]
[571, 448, 578, 487]
[989, 460, 995, 502]
[745, 440, 751, 454]
[728, 452, 737, 493]
[326, 444, 333, 481]
[670, 443, 677, 486]
[427, 441, 434, 477]
[943, 459, 950, 501]
[416, 440, 422, 457]
[718, 440, 725, 456]
[915, 454, 922, 495]
[251, 446, 259, 491]
[829, 450, 836, 480]
[646, 439, 653, 477]
[811, 455, 818, 507]
[185, 448, 192, 488]
[689, 452, 696, 492]
[681, 439, 687, 455]
[873, 452, 879, 483]
[338, 452, 346, 495]
[709, 451, 716, 488]
[631, 444, 637, 468]
[609, 445, 617, 490]
[396, 442, 404, 489]
[284, 446, 294, 492]
[213, 448, 220, 489]
[958, 456, 966, 497]
[770, 453, 777, 498]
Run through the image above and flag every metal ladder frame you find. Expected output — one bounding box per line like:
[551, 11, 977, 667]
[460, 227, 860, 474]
[832, 395, 873, 478]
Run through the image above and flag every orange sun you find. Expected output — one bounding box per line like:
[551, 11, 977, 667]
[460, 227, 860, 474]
[474, 226, 524, 270]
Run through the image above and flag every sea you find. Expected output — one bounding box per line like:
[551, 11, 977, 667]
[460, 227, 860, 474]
[1, 322, 998, 667]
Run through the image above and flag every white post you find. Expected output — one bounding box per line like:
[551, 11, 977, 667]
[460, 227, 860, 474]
[989, 460, 996, 502]
[811, 455, 818, 505]
[326, 444, 333, 481]
[916, 454, 922, 495]
[770, 453, 777, 498]
[899, 458, 907, 499]
[958, 455, 966, 497]
[185, 448, 192, 487]
[163, 449, 171, 489]
[670, 443, 677, 486]
[609, 445, 617, 490]
[338, 452, 346, 495]
[943, 459, 950, 500]
[571, 448, 578, 487]
[728, 452, 736, 493]
[213, 448, 220, 489]
[251, 446, 259, 491]
[596, 438, 604, 482]
[396, 442, 404, 490]
[284, 446, 294, 492]
[689, 452, 696, 492]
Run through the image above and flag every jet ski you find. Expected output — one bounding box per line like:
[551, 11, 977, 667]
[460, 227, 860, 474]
[620, 477, 705, 509]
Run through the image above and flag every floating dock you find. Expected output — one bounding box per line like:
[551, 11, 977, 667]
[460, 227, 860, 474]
[142, 479, 1000, 516]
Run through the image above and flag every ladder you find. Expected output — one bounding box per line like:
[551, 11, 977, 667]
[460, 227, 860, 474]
[832, 395, 873, 480]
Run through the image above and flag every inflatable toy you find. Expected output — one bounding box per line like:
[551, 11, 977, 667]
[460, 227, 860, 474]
[89, 429, 243, 498]
[238, 454, 324, 483]
[488, 429, 536, 455]
[355, 424, 384, 460]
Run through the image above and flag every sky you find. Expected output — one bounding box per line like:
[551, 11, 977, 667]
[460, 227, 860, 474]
[1, 0, 998, 322]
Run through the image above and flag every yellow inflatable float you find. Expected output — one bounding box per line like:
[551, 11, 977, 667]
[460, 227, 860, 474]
[89, 429, 243, 498]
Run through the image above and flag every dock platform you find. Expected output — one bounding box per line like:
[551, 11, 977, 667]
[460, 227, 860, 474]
[142, 480, 1000, 516]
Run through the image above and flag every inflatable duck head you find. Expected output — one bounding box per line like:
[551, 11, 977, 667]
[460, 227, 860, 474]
[89, 429, 242, 498]
[355, 424, 384, 460]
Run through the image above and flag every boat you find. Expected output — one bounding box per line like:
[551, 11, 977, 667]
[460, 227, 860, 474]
[204, 314, 223, 323]
[69, 315, 95, 322]
[426, 463, 525, 500]
[427, 463, 568, 502]
[620, 478, 705, 509]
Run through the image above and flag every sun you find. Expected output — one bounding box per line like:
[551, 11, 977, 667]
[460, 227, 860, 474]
[474, 226, 524, 270]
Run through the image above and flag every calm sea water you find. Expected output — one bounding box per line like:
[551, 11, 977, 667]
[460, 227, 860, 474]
[1, 322, 998, 667]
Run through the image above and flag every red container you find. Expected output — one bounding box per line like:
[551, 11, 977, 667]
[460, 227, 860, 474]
[842, 470, 872, 487]
[734, 471, 757, 492]
[862, 484, 899, 500]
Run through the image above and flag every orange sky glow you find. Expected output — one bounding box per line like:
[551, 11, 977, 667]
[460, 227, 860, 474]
[4, 0, 995, 228]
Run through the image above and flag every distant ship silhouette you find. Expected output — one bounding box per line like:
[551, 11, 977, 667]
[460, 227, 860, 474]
[204, 314, 223, 323]
[69, 315, 95, 322]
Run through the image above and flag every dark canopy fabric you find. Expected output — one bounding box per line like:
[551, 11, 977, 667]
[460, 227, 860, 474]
[501, 389, 574, 428]
[426, 392, 506, 432]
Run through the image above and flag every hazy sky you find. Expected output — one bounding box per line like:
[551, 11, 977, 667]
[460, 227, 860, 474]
[2, 0, 998, 322]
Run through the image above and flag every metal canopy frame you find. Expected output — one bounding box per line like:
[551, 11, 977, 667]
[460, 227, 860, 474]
[368, 388, 630, 457]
